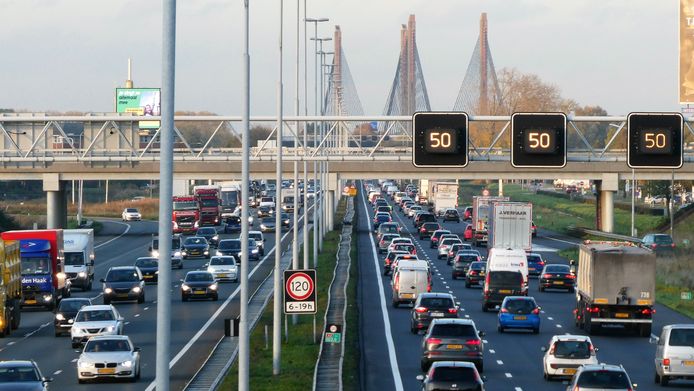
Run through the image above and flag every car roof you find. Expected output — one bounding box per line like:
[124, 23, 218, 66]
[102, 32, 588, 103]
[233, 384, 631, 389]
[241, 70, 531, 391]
[79, 305, 114, 311]
[663, 324, 694, 330]
[249, 230, 262, 235]
[418, 292, 454, 299]
[431, 318, 476, 326]
[577, 364, 626, 373]
[551, 334, 592, 343]
[60, 297, 92, 302]
[109, 266, 138, 271]
[87, 335, 131, 342]
[0, 361, 37, 368]
[433, 230, 450, 234]
[430, 361, 477, 369]
[186, 271, 213, 276]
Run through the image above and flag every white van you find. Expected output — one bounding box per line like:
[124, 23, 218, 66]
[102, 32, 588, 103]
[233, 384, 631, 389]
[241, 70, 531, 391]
[392, 266, 429, 308]
[386, 185, 399, 197]
[652, 324, 694, 385]
[486, 248, 529, 286]
[391, 260, 430, 281]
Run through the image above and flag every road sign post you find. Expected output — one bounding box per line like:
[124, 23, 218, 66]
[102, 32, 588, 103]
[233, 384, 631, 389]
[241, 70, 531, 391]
[325, 323, 342, 343]
[511, 112, 567, 168]
[284, 269, 317, 314]
[627, 112, 683, 169]
[412, 112, 468, 167]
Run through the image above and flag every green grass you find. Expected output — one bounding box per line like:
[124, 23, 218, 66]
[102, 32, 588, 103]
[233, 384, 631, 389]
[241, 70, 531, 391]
[221, 198, 349, 390]
[656, 282, 694, 319]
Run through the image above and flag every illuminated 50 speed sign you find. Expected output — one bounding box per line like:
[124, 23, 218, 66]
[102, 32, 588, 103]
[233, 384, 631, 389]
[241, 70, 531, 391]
[283, 269, 317, 314]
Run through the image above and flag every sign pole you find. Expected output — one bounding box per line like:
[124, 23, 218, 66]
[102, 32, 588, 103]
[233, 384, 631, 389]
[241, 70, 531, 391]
[273, 0, 284, 376]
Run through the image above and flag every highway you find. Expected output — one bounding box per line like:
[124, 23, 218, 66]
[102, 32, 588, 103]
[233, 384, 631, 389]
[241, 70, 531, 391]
[0, 212, 301, 390]
[356, 184, 694, 390]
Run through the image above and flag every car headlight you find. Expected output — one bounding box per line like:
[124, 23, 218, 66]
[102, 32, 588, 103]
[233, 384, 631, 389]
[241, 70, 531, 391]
[209, 283, 218, 290]
[57, 272, 66, 279]
[182, 251, 187, 256]
[181, 284, 190, 291]
[212, 235, 219, 241]
[174, 251, 181, 257]
[132, 286, 142, 293]
[55, 313, 65, 321]
[204, 250, 209, 255]
[155, 271, 159, 274]
[78, 360, 93, 369]
[43, 294, 53, 302]
[251, 248, 259, 254]
[120, 360, 133, 368]
[207, 267, 214, 273]
[260, 224, 266, 229]
[77, 271, 87, 278]
[152, 250, 159, 257]
[105, 325, 116, 332]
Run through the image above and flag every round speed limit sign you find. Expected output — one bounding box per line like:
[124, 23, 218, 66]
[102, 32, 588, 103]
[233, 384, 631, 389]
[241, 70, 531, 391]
[285, 272, 314, 301]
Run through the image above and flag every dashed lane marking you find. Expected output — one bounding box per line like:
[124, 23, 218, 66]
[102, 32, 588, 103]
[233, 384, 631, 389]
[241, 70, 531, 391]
[556, 324, 563, 328]
[505, 373, 513, 378]
[134, 314, 140, 318]
[497, 360, 504, 365]
[489, 349, 495, 354]
[53, 370, 62, 375]
[548, 317, 554, 320]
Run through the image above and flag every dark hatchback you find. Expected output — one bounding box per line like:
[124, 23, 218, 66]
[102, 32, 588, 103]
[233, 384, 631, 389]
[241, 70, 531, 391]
[223, 215, 242, 234]
[642, 233, 675, 256]
[526, 253, 545, 277]
[181, 271, 218, 301]
[134, 257, 159, 284]
[465, 261, 487, 288]
[280, 212, 291, 229]
[416, 361, 485, 391]
[101, 266, 145, 304]
[421, 319, 485, 372]
[415, 212, 437, 228]
[410, 293, 458, 334]
[257, 205, 273, 218]
[373, 214, 391, 230]
[182, 237, 210, 259]
[452, 252, 482, 279]
[418, 222, 441, 240]
[442, 208, 461, 222]
[482, 270, 524, 312]
[195, 227, 219, 247]
[538, 264, 575, 292]
[54, 298, 91, 337]
[217, 239, 242, 258]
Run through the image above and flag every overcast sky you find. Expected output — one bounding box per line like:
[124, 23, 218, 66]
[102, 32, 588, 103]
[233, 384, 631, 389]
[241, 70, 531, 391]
[0, 0, 680, 115]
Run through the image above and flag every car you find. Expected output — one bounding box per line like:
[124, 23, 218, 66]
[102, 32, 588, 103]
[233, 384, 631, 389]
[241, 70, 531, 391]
[452, 252, 482, 279]
[416, 361, 485, 391]
[402, 201, 415, 213]
[0, 360, 52, 390]
[260, 217, 276, 233]
[541, 334, 598, 380]
[446, 243, 469, 264]
[526, 253, 545, 277]
[539, 264, 576, 292]
[375, 205, 392, 216]
[257, 205, 274, 218]
[384, 250, 408, 276]
[77, 335, 141, 383]
[54, 298, 92, 337]
[378, 233, 400, 254]
[181, 271, 219, 301]
[70, 305, 124, 348]
[642, 233, 675, 256]
[195, 227, 219, 247]
[247, 239, 261, 261]
[497, 296, 541, 334]
[430, 230, 451, 248]
[565, 364, 636, 391]
[531, 221, 538, 237]
[465, 261, 487, 288]
[280, 213, 291, 229]
[464, 224, 473, 241]
[418, 222, 441, 240]
[121, 208, 141, 222]
[373, 213, 392, 229]
[217, 239, 241, 258]
[249, 231, 265, 255]
[223, 215, 242, 233]
[421, 319, 485, 372]
[438, 237, 462, 259]
[463, 206, 473, 221]
[408, 205, 423, 218]
[410, 292, 458, 334]
[392, 243, 416, 256]
[442, 208, 461, 222]
[388, 237, 413, 252]
[149, 235, 184, 269]
[377, 222, 401, 240]
[652, 323, 694, 386]
[205, 256, 239, 282]
[182, 236, 211, 259]
[101, 266, 145, 304]
[134, 257, 159, 284]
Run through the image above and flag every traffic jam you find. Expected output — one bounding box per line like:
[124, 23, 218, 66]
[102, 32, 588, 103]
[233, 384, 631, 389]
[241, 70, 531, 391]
[363, 179, 693, 390]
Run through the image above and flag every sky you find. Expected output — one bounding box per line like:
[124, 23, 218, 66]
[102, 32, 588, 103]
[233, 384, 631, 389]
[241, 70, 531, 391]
[0, 0, 681, 116]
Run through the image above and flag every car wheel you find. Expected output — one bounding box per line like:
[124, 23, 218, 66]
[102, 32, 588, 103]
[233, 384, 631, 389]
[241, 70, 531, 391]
[420, 360, 429, 372]
[533, 327, 540, 334]
[662, 375, 670, 386]
[544, 372, 552, 381]
[138, 294, 145, 304]
[539, 286, 545, 292]
[410, 323, 417, 334]
[72, 342, 80, 349]
[103, 297, 111, 305]
[482, 303, 488, 312]
[465, 281, 470, 288]
[655, 371, 660, 384]
[78, 378, 86, 384]
[182, 295, 188, 302]
[451, 274, 456, 280]
[476, 360, 484, 373]
[213, 295, 219, 301]
[54, 330, 62, 337]
[391, 299, 399, 308]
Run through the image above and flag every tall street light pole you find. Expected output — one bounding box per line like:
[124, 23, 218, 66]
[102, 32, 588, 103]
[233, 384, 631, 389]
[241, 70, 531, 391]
[312, 38, 331, 245]
[273, 0, 284, 376]
[291, 0, 301, 326]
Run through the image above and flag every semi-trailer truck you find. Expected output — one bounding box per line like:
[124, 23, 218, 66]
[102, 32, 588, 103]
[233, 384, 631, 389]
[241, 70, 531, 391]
[487, 202, 533, 252]
[172, 195, 200, 234]
[0, 240, 22, 336]
[471, 196, 509, 247]
[194, 185, 222, 226]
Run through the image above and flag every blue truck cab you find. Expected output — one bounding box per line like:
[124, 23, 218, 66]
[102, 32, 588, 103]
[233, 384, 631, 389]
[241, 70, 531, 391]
[19, 239, 69, 310]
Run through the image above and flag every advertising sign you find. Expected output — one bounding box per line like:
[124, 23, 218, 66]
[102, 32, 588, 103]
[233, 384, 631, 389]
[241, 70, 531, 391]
[681, 0, 694, 103]
[115, 88, 161, 129]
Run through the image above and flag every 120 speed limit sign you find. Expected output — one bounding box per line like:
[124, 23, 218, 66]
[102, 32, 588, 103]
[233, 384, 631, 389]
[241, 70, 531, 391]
[283, 269, 317, 314]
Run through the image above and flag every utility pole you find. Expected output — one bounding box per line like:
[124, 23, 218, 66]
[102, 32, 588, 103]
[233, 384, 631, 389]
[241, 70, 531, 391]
[291, 0, 301, 326]
[273, 0, 284, 375]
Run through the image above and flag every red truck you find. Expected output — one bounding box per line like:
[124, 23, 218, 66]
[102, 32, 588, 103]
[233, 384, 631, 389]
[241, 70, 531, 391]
[194, 185, 222, 226]
[172, 196, 200, 234]
[0, 229, 71, 310]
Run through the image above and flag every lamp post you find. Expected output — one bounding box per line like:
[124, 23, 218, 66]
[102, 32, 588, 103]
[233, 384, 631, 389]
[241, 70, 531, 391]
[318, 50, 334, 236]
[273, 0, 284, 376]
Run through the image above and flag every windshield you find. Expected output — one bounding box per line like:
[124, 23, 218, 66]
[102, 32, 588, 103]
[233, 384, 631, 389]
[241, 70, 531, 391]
[76, 310, 115, 322]
[553, 340, 592, 359]
[431, 324, 476, 338]
[0, 366, 40, 382]
[185, 273, 213, 282]
[84, 339, 131, 352]
[420, 297, 454, 309]
[135, 259, 158, 268]
[546, 265, 570, 273]
[576, 370, 630, 388]
[457, 255, 478, 263]
[527, 255, 542, 263]
[106, 269, 139, 282]
[654, 235, 673, 244]
[21, 257, 51, 275]
[185, 237, 207, 246]
[489, 271, 523, 286]
[58, 299, 90, 312]
[152, 238, 180, 250]
[220, 190, 240, 207]
[261, 197, 274, 202]
[431, 366, 476, 382]
[173, 201, 198, 210]
[249, 233, 262, 241]
[197, 228, 216, 235]
[219, 240, 241, 250]
[503, 299, 537, 314]
[210, 257, 235, 266]
[200, 199, 218, 207]
[65, 252, 85, 266]
[668, 329, 694, 347]
[125, 208, 138, 213]
[470, 262, 486, 270]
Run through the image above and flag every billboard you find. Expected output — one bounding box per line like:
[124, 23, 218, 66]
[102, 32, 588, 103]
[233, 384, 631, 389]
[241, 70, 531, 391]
[115, 88, 161, 129]
[680, 1, 694, 103]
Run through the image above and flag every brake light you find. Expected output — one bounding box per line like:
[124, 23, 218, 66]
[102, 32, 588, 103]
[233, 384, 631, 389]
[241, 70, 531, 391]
[651, 244, 657, 249]
[426, 338, 442, 345]
[500, 308, 509, 313]
[567, 274, 576, 279]
[469, 271, 478, 276]
[549, 343, 555, 354]
[447, 308, 457, 314]
[466, 339, 481, 345]
[664, 358, 671, 365]
[542, 273, 552, 279]
[420, 227, 426, 232]
[589, 306, 600, 313]
[532, 308, 540, 315]
[671, 243, 676, 248]
[415, 306, 428, 313]
[642, 308, 655, 315]
[589, 344, 595, 355]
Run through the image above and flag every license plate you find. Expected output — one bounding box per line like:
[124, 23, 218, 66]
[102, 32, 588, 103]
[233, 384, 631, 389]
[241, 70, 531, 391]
[682, 360, 694, 366]
[479, 272, 485, 276]
[194, 291, 206, 295]
[117, 294, 129, 298]
[401, 293, 415, 299]
[97, 368, 116, 374]
[218, 274, 228, 278]
[553, 281, 564, 285]
[562, 368, 577, 375]
[499, 289, 512, 294]
[615, 313, 629, 318]
[144, 275, 153, 279]
[430, 312, 444, 317]
[447, 344, 463, 350]
[514, 315, 527, 320]
[25, 299, 36, 304]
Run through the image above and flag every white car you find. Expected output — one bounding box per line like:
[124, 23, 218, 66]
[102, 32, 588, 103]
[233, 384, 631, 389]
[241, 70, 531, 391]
[121, 208, 142, 221]
[206, 256, 239, 282]
[387, 237, 413, 253]
[408, 205, 423, 218]
[77, 335, 140, 383]
[71, 305, 124, 349]
[541, 334, 598, 380]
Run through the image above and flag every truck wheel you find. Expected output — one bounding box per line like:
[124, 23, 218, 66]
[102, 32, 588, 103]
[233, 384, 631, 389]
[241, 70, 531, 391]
[10, 300, 20, 330]
[0, 309, 10, 337]
[391, 298, 399, 308]
[586, 318, 598, 335]
[639, 323, 652, 338]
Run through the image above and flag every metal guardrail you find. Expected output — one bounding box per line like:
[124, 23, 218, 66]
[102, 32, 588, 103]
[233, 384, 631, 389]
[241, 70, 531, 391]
[572, 227, 641, 243]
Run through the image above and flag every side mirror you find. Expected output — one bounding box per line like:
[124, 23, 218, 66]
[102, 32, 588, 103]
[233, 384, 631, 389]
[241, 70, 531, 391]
[89, 260, 94, 266]
[633, 384, 638, 389]
[134, 346, 141, 352]
[41, 377, 53, 383]
[203, 263, 208, 268]
[649, 336, 659, 344]
[478, 331, 486, 337]
[481, 375, 487, 382]
[594, 347, 599, 352]
[148, 247, 152, 252]
[415, 375, 424, 382]
[540, 346, 547, 352]
[537, 306, 542, 311]
[180, 279, 184, 282]
[118, 317, 124, 321]
[99, 278, 105, 283]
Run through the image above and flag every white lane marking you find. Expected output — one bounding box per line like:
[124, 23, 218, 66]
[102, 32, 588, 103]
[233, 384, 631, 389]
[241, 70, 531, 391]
[505, 373, 513, 378]
[94, 221, 132, 249]
[144, 212, 312, 391]
[548, 317, 554, 320]
[6, 342, 14, 346]
[489, 349, 495, 354]
[556, 324, 563, 328]
[497, 360, 503, 365]
[541, 310, 546, 314]
[359, 190, 405, 391]
[464, 314, 470, 318]
[144, 307, 150, 311]
[53, 370, 62, 375]
[72, 359, 78, 363]
[543, 236, 580, 246]
[530, 244, 559, 252]
[124, 322, 131, 325]
[483, 339, 488, 343]
[89, 293, 103, 301]
[515, 387, 523, 391]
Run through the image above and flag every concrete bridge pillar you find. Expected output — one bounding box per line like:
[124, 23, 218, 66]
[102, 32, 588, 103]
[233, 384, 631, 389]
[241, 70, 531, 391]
[44, 174, 67, 229]
[595, 174, 618, 233]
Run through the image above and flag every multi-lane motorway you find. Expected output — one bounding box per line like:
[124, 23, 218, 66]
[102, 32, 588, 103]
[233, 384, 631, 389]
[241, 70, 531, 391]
[357, 184, 694, 390]
[0, 213, 299, 390]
